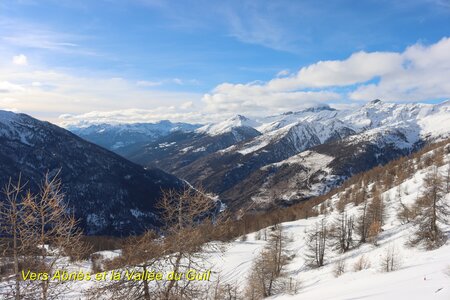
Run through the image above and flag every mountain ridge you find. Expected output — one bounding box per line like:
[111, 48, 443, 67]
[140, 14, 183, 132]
[0, 110, 185, 235]
[96, 100, 450, 211]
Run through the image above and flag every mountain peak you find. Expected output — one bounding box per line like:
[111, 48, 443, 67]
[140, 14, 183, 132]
[230, 114, 249, 121]
[279, 104, 335, 116]
[300, 103, 335, 113]
[156, 119, 173, 125]
[0, 109, 19, 124]
[361, 99, 386, 109]
[370, 99, 382, 104]
[197, 114, 259, 136]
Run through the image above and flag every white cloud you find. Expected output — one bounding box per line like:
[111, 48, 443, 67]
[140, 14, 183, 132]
[276, 69, 290, 77]
[0, 97, 18, 104]
[200, 50, 404, 115]
[0, 81, 26, 93]
[59, 107, 220, 127]
[136, 80, 162, 87]
[133, 0, 305, 52]
[12, 54, 28, 66]
[173, 78, 183, 85]
[226, 11, 291, 52]
[350, 37, 450, 101]
[1, 18, 97, 56]
[202, 37, 450, 116]
[136, 78, 199, 87]
[180, 101, 194, 109]
[217, 0, 309, 52]
[3, 29, 77, 50]
[0, 67, 202, 124]
[202, 83, 340, 115]
[266, 51, 403, 91]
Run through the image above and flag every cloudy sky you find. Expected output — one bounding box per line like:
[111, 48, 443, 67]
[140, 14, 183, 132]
[1, 0, 450, 125]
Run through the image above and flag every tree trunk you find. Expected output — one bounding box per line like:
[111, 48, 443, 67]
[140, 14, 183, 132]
[163, 253, 182, 300]
[142, 266, 151, 300]
[13, 216, 20, 300]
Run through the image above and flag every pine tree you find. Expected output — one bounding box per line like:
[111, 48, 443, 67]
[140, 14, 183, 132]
[367, 190, 385, 245]
[356, 185, 369, 244]
[409, 167, 449, 249]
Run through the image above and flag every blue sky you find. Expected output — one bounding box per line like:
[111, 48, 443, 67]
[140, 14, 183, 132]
[0, 0, 450, 124]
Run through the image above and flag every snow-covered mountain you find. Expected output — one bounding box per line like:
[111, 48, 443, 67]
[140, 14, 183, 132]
[124, 116, 261, 173]
[69, 120, 201, 155]
[235, 99, 449, 156]
[0, 110, 184, 235]
[197, 114, 260, 136]
[119, 100, 450, 211]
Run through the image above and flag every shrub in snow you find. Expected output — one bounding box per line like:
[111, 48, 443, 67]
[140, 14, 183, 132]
[333, 259, 346, 277]
[380, 244, 402, 272]
[353, 255, 371, 272]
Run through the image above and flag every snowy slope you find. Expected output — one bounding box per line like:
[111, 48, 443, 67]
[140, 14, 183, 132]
[418, 100, 450, 136]
[255, 105, 339, 134]
[197, 114, 260, 136]
[242, 100, 448, 155]
[271, 167, 450, 299]
[3, 142, 448, 299]
[213, 144, 450, 299]
[42, 142, 450, 299]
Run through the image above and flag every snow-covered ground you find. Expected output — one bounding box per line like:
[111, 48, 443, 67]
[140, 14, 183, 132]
[2, 146, 449, 300]
[213, 158, 450, 299]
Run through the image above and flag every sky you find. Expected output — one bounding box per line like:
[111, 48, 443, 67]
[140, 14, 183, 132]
[0, 0, 450, 125]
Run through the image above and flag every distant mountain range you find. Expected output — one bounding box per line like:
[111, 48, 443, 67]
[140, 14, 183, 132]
[0, 110, 184, 235]
[68, 100, 450, 211]
[69, 120, 201, 157]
